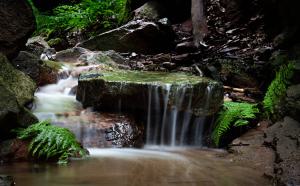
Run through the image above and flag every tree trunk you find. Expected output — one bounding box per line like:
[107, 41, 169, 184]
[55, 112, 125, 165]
[191, 0, 208, 47]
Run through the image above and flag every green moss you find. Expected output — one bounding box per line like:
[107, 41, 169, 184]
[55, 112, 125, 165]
[263, 62, 295, 119]
[212, 102, 259, 146]
[44, 60, 63, 71]
[14, 120, 88, 164]
[80, 70, 214, 85]
[47, 38, 63, 47]
[0, 54, 36, 106]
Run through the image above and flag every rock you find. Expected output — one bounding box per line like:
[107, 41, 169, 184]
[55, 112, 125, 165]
[0, 54, 36, 106]
[228, 121, 275, 178]
[78, 19, 175, 54]
[265, 117, 300, 185]
[285, 84, 300, 122]
[11, 51, 59, 86]
[133, 0, 166, 21]
[0, 84, 38, 140]
[40, 48, 56, 61]
[0, 139, 30, 162]
[51, 111, 143, 148]
[0, 175, 15, 186]
[55, 47, 90, 63]
[78, 50, 129, 69]
[105, 119, 144, 148]
[77, 70, 223, 117]
[0, 0, 36, 59]
[25, 36, 50, 57]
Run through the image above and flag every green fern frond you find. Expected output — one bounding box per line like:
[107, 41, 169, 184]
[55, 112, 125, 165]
[263, 62, 295, 118]
[212, 102, 259, 146]
[14, 120, 87, 164]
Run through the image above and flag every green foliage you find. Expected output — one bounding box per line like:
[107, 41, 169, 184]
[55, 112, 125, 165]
[263, 62, 295, 118]
[212, 102, 259, 146]
[29, 0, 128, 35]
[14, 120, 87, 164]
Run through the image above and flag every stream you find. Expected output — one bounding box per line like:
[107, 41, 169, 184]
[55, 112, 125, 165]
[0, 63, 270, 186]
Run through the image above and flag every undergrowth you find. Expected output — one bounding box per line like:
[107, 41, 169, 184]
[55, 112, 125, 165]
[14, 120, 87, 164]
[212, 102, 259, 146]
[263, 62, 295, 119]
[28, 0, 128, 36]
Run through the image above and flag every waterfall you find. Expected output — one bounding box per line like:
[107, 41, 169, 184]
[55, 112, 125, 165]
[145, 84, 214, 147]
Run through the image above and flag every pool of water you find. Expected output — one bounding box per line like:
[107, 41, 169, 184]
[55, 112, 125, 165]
[0, 148, 270, 186]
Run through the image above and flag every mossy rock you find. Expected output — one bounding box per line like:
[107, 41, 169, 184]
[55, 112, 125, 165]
[0, 83, 38, 140]
[0, 54, 36, 106]
[77, 70, 223, 116]
[11, 51, 61, 86]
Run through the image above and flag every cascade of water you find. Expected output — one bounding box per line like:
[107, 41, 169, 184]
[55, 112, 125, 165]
[146, 85, 152, 144]
[179, 88, 193, 146]
[160, 84, 171, 146]
[145, 83, 215, 147]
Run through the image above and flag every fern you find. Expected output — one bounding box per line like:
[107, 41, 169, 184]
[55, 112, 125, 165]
[14, 120, 87, 164]
[212, 102, 259, 146]
[29, 0, 128, 36]
[263, 62, 295, 118]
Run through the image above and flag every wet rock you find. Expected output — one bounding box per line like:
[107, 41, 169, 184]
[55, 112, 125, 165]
[52, 112, 143, 148]
[0, 0, 36, 59]
[11, 51, 59, 86]
[265, 117, 300, 185]
[0, 54, 36, 106]
[77, 70, 223, 117]
[25, 36, 50, 57]
[0, 175, 15, 186]
[105, 121, 143, 148]
[78, 19, 175, 54]
[285, 84, 300, 122]
[0, 139, 30, 162]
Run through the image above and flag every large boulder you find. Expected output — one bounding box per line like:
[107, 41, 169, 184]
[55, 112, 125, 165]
[77, 70, 223, 117]
[78, 19, 175, 54]
[0, 54, 36, 106]
[0, 54, 38, 140]
[0, 0, 36, 59]
[76, 70, 223, 146]
[11, 51, 60, 86]
[265, 117, 300, 185]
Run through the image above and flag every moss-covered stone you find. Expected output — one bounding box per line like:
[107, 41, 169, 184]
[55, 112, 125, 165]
[48, 38, 63, 47]
[44, 60, 63, 71]
[11, 51, 61, 86]
[0, 54, 36, 106]
[0, 83, 37, 140]
[77, 70, 223, 116]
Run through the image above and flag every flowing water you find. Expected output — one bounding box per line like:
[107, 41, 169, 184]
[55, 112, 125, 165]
[0, 63, 270, 185]
[0, 148, 270, 186]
